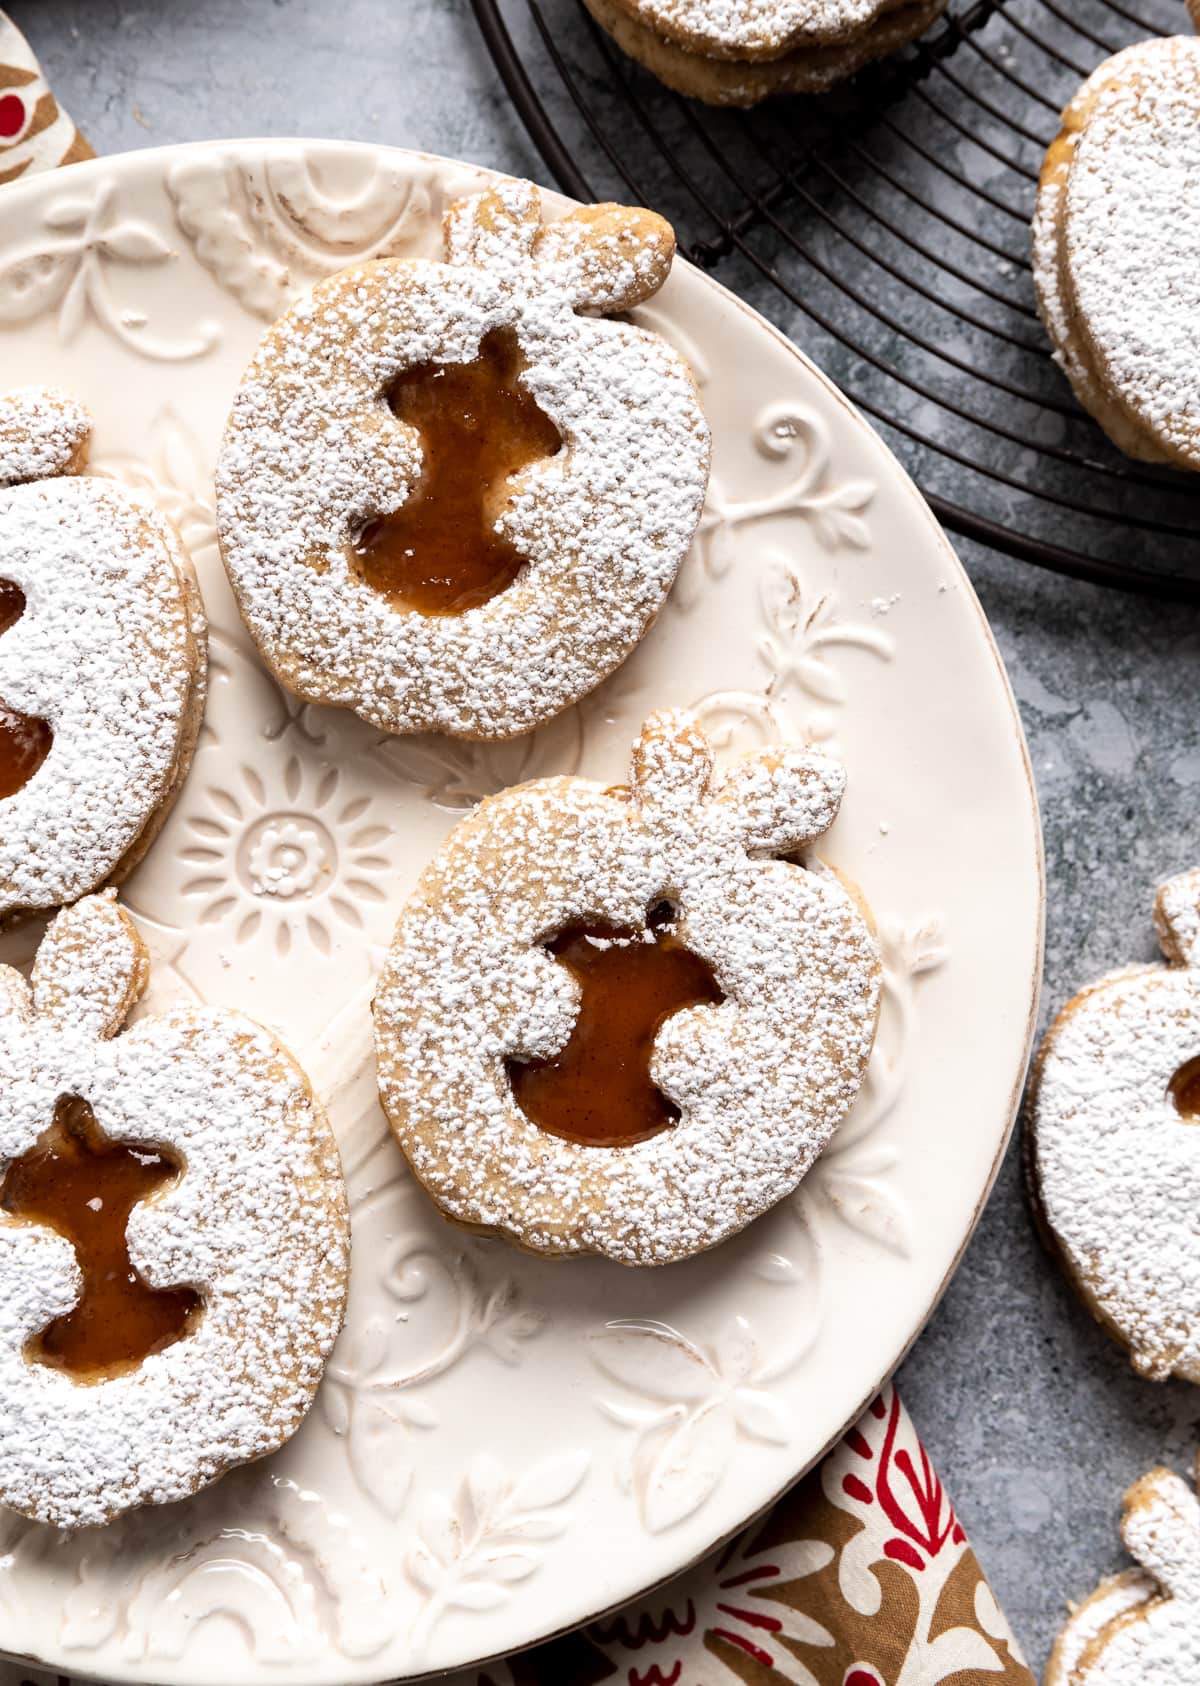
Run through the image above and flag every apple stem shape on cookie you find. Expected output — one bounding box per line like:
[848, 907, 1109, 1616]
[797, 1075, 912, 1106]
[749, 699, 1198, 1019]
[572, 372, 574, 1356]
[374, 708, 881, 1265]
[216, 179, 711, 741]
[442, 185, 675, 312]
[0, 386, 207, 921]
[1047, 1461, 1200, 1686]
[1028, 866, 1200, 1384]
[0, 387, 91, 486]
[0, 891, 348, 1529]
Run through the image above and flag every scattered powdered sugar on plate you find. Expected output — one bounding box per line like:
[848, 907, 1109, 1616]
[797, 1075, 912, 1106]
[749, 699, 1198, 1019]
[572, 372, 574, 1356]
[215, 179, 710, 742]
[374, 710, 880, 1266]
[0, 893, 349, 1529]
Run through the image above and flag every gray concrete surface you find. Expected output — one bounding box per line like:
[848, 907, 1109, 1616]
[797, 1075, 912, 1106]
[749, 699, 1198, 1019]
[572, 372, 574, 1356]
[10, 0, 1200, 1673]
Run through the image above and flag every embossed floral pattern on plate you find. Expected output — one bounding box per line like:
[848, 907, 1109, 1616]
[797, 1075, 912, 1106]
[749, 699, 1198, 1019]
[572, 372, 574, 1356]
[0, 139, 1041, 1685]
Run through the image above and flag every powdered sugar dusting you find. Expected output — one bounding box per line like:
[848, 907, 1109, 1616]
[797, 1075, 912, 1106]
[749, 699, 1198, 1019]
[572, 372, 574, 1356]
[1051, 1468, 1200, 1685]
[374, 710, 880, 1265]
[1046, 1570, 1158, 1686]
[215, 180, 709, 742]
[1063, 39, 1200, 469]
[1157, 867, 1200, 966]
[0, 388, 91, 487]
[585, 0, 943, 103]
[618, 0, 918, 56]
[0, 465, 205, 917]
[0, 892, 349, 1529]
[1031, 43, 1173, 459]
[1031, 166, 1073, 378]
[1030, 868, 1200, 1382]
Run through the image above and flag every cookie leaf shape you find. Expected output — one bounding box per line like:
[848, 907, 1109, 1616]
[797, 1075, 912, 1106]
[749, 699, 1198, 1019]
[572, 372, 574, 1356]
[0, 386, 207, 918]
[1029, 867, 1200, 1382]
[1046, 1462, 1200, 1685]
[216, 179, 710, 741]
[0, 892, 349, 1527]
[374, 709, 881, 1264]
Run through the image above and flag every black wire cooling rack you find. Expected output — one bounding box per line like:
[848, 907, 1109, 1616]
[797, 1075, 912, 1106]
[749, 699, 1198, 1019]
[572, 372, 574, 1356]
[471, 0, 1200, 598]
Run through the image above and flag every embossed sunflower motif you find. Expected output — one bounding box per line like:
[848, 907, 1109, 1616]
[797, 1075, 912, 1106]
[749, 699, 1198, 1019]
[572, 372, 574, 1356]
[178, 756, 391, 956]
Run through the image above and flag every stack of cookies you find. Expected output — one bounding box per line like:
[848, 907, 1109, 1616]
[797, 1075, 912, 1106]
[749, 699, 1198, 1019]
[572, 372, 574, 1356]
[1033, 33, 1200, 469]
[582, 0, 948, 106]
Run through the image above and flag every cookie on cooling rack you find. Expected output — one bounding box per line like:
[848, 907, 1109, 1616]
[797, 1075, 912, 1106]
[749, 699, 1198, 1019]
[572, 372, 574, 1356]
[1046, 1461, 1200, 1686]
[374, 708, 880, 1265]
[1033, 34, 1200, 469]
[0, 388, 206, 921]
[1027, 868, 1200, 1383]
[217, 180, 710, 742]
[581, 0, 947, 107]
[0, 893, 349, 1528]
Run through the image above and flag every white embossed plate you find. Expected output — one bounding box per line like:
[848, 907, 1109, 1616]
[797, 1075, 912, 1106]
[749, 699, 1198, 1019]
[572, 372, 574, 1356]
[0, 141, 1042, 1685]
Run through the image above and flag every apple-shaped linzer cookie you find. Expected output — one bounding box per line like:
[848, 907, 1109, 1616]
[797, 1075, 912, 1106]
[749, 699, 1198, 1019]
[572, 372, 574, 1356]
[1028, 868, 1200, 1384]
[216, 180, 710, 741]
[374, 709, 881, 1264]
[1046, 1462, 1200, 1686]
[0, 387, 207, 921]
[0, 892, 349, 1527]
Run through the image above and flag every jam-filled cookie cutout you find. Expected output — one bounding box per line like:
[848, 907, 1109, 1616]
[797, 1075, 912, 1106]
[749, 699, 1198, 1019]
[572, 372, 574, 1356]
[0, 387, 207, 921]
[1028, 867, 1200, 1383]
[0, 892, 349, 1528]
[216, 180, 710, 741]
[374, 709, 881, 1265]
[1047, 1460, 1200, 1686]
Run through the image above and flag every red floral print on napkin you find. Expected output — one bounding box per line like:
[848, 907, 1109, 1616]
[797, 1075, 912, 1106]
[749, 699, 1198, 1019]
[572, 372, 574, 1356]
[477, 1386, 1033, 1686]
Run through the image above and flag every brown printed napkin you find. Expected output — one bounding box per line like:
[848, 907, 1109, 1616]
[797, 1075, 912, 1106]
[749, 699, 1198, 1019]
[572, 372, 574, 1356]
[0, 12, 91, 185]
[0, 14, 1034, 1685]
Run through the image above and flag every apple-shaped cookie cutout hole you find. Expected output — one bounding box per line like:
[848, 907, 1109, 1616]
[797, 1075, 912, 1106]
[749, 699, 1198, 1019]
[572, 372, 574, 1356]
[0, 1094, 202, 1381]
[1170, 1056, 1200, 1123]
[0, 577, 51, 799]
[507, 900, 724, 1147]
[353, 327, 562, 615]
